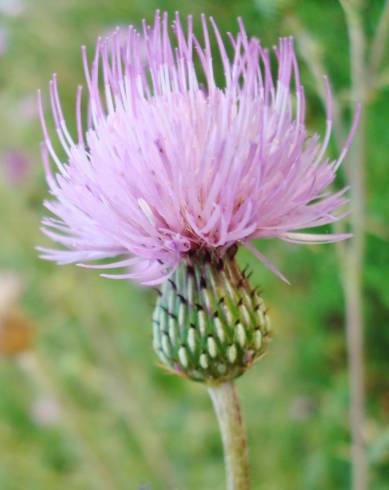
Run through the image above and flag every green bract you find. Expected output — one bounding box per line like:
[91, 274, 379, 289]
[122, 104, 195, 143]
[152, 248, 271, 383]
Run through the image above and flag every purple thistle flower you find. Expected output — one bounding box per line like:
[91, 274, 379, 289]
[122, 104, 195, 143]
[38, 12, 359, 286]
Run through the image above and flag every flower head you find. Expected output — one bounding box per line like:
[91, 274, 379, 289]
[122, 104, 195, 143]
[38, 12, 358, 286]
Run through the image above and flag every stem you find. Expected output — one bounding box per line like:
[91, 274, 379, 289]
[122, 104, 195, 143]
[369, 0, 389, 82]
[208, 382, 250, 490]
[339, 2, 367, 489]
[342, 262, 366, 490]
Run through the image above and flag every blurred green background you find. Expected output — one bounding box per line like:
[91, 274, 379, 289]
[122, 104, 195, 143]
[0, 0, 388, 489]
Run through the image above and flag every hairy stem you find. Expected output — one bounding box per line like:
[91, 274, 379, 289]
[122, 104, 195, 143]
[208, 382, 250, 490]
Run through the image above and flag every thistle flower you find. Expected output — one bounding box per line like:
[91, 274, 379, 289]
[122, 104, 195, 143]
[38, 12, 358, 382]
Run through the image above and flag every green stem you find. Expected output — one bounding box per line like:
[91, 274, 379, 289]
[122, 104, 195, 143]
[208, 382, 250, 490]
[339, 2, 368, 489]
[368, 0, 389, 82]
